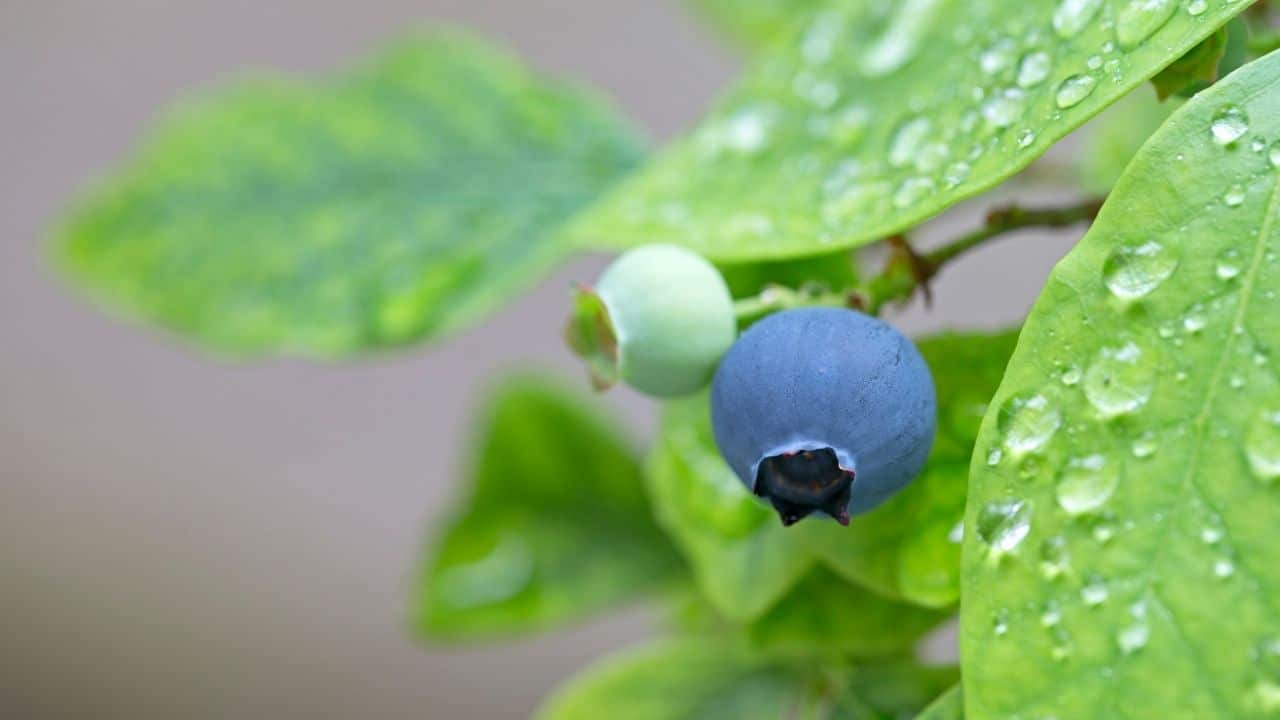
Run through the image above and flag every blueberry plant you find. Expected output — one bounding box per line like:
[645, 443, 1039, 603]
[52, 1, 1280, 717]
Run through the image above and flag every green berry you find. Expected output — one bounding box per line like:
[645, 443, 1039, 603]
[566, 244, 736, 397]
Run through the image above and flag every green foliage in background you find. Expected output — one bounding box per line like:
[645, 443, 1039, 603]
[57, 33, 643, 356]
[50, 0, 1280, 718]
[962, 47, 1280, 719]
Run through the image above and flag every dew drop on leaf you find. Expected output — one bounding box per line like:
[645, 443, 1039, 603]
[1016, 50, 1053, 88]
[998, 392, 1062, 455]
[980, 37, 1018, 74]
[888, 116, 932, 167]
[1131, 431, 1159, 458]
[1245, 410, 1280, 483]
[1040, 535, 1070, 579]
[1214, 558, 1236, 578]
[1052, 0, 1104, 39]
[942, 161, 972, 187]
[1055, 74, 1098, 109]
[1187, 0, 1208, 15]
[1102, 240, 1178, 300]
[860, 0, 941, 76]
[982, 88, 1026, 128]
[1117, 622, 1151, 653]
[1017, 129, 1037, 148]
[1115, 0, 1178, 50]
[1211, 106, 1250, 145]
[1225, 184, 1247, 208]
[1056, 454, 1119, 515]
[977, 500, 1032, 553]
[1084, 342, 1156, 417]
[1269, 141, 1280, 168]
[893, 176, 937, 208]
[1082, 576, 1109, 606]
[1218, 248, 1244, 280]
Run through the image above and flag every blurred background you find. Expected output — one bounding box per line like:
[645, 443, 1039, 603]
[1, 1, 1086, 717]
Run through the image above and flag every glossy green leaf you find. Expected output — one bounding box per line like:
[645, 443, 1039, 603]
[962, 50, 1280, 719]
[414, 376, 681, 640]
[745, 566, 947, 658]
[56, 33, 644, 356]
[575, 0, 1248, 262]
[648, 330, 1018, 616]
[1078, 87, 1177, 194]
[918, 685, 964, 720]
[536, 640, 957, 720]
[687, 0, 818, 50]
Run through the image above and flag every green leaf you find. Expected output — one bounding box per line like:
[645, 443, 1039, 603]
[648, 330, 1018, 616]
[1077, 87, 1178, 195]
[56, 33, 644, 356]
[414, 376, 681, 640]
[918, 685, 964, 720]
[575, 0, 1248, 262]
[745, 566, 948, 658]
[1150, 23, 1228, 100]
[536, 640, 957, 720]
[687, 0, 818, 51]
[962, 50, 1280, 718]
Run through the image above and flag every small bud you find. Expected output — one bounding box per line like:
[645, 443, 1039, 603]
[566, 244, 736, 398]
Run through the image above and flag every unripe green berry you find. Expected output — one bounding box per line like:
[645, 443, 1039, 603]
[566, 244, 736, 397]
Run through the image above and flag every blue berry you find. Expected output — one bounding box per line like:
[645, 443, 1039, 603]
[709, 307, 935, 526]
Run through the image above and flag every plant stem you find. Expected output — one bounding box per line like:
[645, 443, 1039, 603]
[732, 197, 1104, 322]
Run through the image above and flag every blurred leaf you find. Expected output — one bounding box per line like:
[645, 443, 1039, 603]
[687, 0, 819, 51]
[917, 685, 963, 719]
[1151, 24, 1228, 100]
[537, 639, 957, 720]
[414, 376, 681, 640]
[745, 566, 948, 658]
[573, 0, 1247, 262]
[717, 250, 861, 300]
[961, 49, 1280, 718]
[56, 33, 644, 356]
[1077, 87, 1179, 195]
[648, 330, 1019, 618]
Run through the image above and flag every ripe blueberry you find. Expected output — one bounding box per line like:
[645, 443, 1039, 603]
[566, 244, 736, 398]
[709, 307, 935, 526]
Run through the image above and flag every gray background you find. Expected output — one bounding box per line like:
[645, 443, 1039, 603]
[1, 1, 1083, 717]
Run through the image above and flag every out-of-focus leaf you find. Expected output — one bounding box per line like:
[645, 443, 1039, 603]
[1078, 87, 1178, 195]
[574, 0, 1248, 262]
[687, 0, 819, 51]
[414, 376, 681, 640]
[962, 49, 1280, 718]
[1151, 24, 1228, 99]
[56, 33, 644, 356]
[536, 640, 957, 720]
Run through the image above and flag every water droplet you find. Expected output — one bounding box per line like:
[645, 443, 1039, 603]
[893, 176, 937, 208]
[1017, 50, 1053, 87]
[1017, 129, 1037, 148]
[1256, 636, 1280, 677]
[717, 106, 774, 154]
[1115, 0, 1178, 50]
[942, 161, 971, 187]
[801, 12, 842, 65]
[1214, 558, 1236, 578]
[1218, 248, 1244, 280]
[1040, 535, 1070, 579]
[1041, 600, 1064, 626]
[1053, 0, 1104, 38]
[1246, 410, 1280, 483]
[948, 520, 965, 543]
[1103, 240, 1178, 300]
[1061, 364, 1083, 386]
[436, 533, 534, 609]
[987, 446, 1004, 466]
[1055, 74, 1098, 109]
[1084, 342, 1156, 417]
[1269, 141, 1280, 168]
[1187, 0, 1208, 15]
[1211, 106, 1249, 145]
[889, 116, 932, 167]
[1082, 576, 1109, 606]
[1183, 305, 1208, 333]
[1253, 138, 1267, 153]
[982, 88, 1026, 128]
[861, 0, 941, 76]
[977, 500, 1032, 553]
[1087, 54, 1104, 70]
[980, 37, 1018, 74]
[993, 608, 1010, 636]
[1056, 454, 1119, 515]
[1201, 526, 1224, 544]
[1117, 622, 1151, 653]
[1225, 184, 1247, 208]
[915, 141, 950, 172]
[1126, 432, 1158, 460]
[999, 392, 1062, 455]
